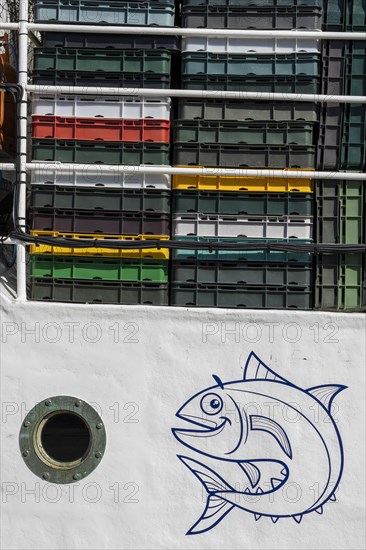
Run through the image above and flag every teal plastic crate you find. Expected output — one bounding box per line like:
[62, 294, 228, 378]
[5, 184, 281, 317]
[173, 236, 313, 263]
[34, 48, 171, 74]
[182, 52, 320, 77]
[34, 0, 176, 26]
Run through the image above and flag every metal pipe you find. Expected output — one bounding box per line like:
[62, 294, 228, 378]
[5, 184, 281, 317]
[28, 24, 366, 40]
[16, 0, 28, 302]
[0, 163, 16, 171]
[27, 86, 366, 104]
[25, 163, 366, 180]
[0, 22, 19, 30]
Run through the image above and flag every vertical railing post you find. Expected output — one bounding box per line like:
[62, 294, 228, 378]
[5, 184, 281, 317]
[16, 0, 29, 301]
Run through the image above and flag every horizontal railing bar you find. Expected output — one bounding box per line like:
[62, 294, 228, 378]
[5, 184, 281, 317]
[2, 163, 365, 180]
[28, 24, 366, 40]
[27, 86, 366, 104]
[25, 163, 366, 180]
[0, 23, 19, 30]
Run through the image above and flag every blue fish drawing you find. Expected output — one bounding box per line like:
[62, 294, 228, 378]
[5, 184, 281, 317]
[172, 352, 346, 535]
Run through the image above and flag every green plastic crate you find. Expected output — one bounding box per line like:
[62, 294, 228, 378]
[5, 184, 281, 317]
[316, 179, 364, 244]
[315, 253, 365, 310]
[34, 48, 171, 74]
[345, 0, 366, 30]
[30, 256, 168, 282]
[340, 104, 366, 170]
[345, 41, 366, 95]
[32, 140, 170, 165]
[174, 120, 315, 146]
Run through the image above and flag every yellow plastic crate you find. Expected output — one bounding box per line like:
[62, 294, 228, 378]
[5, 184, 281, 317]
[172, 166, 313, 193]
[30, 231, 170, 259]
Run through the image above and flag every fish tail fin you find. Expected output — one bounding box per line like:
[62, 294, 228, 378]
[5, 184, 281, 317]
[178, 456, 235, 535]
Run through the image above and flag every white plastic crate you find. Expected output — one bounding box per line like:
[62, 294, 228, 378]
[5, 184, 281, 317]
[173, 214, 313, 239]
[32, 95, 172, 120]
[181, 37, 321, 54]
[31, 167, 171, 189]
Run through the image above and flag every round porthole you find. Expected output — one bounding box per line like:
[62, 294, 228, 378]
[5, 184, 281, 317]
[19, 396, 106, 484]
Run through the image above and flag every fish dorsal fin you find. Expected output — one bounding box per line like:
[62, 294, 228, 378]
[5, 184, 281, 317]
[307, 384, 347, 413]
[243, 352, 291, 385]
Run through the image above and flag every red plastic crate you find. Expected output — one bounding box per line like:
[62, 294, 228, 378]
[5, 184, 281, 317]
[32, 116, 171, 143]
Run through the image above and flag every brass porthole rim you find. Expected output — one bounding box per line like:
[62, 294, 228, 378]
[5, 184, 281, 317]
[33, 410, 92, 470]
[19, 396, 106, 484]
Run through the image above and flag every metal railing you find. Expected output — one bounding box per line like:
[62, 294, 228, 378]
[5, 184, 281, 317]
[0, 0, 365, 301]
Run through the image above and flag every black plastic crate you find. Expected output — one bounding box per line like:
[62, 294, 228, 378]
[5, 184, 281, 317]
[174, 143, 316, 168]
[30, 278, 169, 305]
[30, 208, 171, 235]
[31, 186, 171, 213]
[170, 283, 312, 309]
[172, 190, 313, 216]
[42, 32, 180, 50]
[182, 74, 320, 93]
[32, 70, 170, 88]
[171, 261, 313, 286]
[181, 5, 323, 29]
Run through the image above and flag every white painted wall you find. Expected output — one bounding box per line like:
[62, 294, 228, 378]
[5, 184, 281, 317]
[0, 294, 365, 550]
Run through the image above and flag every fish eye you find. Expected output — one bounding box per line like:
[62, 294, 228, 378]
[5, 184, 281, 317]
[200, 393, 223, 416]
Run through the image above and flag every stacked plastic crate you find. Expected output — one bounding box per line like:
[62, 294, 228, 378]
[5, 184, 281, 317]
[171, 0, 319, 309]
[29, 0, 177, 305]
[316, 0, 366, 310]
[0, 32, 17, 237]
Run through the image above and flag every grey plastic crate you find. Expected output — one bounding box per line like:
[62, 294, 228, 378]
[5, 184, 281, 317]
[178, 99, 320, 122]
[182, 74, 320, 93]
[181, 5, 323, 30]
[42, 32, 179, 50]
[321, 40, 345, 95]
[170, 283, 312, 309]
[316, 104, 343, 170]
[174, 143, 316, 168]
[171, 261, 313, 286]
[30, 278, 169, 305]
[181, 1, 322, 5]
[172, 190, 314, 216]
